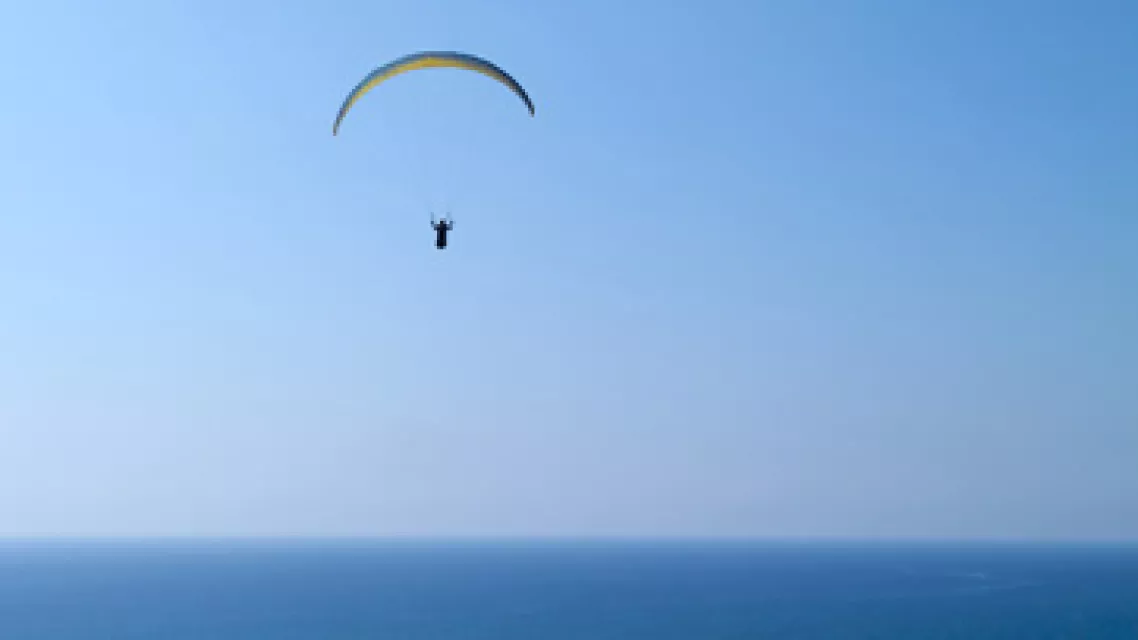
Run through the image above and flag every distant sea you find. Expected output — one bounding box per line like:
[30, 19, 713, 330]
[1, 539, 1137, 638]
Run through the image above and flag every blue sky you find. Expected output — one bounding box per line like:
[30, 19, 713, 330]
[0, 0, 1135, 539]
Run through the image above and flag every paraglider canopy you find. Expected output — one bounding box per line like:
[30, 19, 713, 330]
[332, 50, 535, 136]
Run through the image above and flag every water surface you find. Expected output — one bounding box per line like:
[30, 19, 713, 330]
[1, 539, 1136, 638]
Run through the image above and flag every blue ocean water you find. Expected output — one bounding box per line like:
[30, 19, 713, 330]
[1, 540, 1137, 639]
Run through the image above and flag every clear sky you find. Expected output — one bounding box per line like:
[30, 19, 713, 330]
[0, 0, 1135, 540]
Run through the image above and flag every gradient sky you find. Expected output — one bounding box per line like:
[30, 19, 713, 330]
[0, 0, 1135, 539]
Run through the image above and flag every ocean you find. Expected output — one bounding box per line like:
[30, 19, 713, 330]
[0, 540, 1136, 638]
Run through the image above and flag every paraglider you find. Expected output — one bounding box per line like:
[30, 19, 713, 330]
[332, 50, 535, 136]
[431, 214, 454, 250]
[331, 51, 534, 249]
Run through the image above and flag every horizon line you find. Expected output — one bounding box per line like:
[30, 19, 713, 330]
[0, 534, 1136, 546]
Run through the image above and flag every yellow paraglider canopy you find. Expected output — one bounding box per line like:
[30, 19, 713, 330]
[332, 51, 535, 135]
